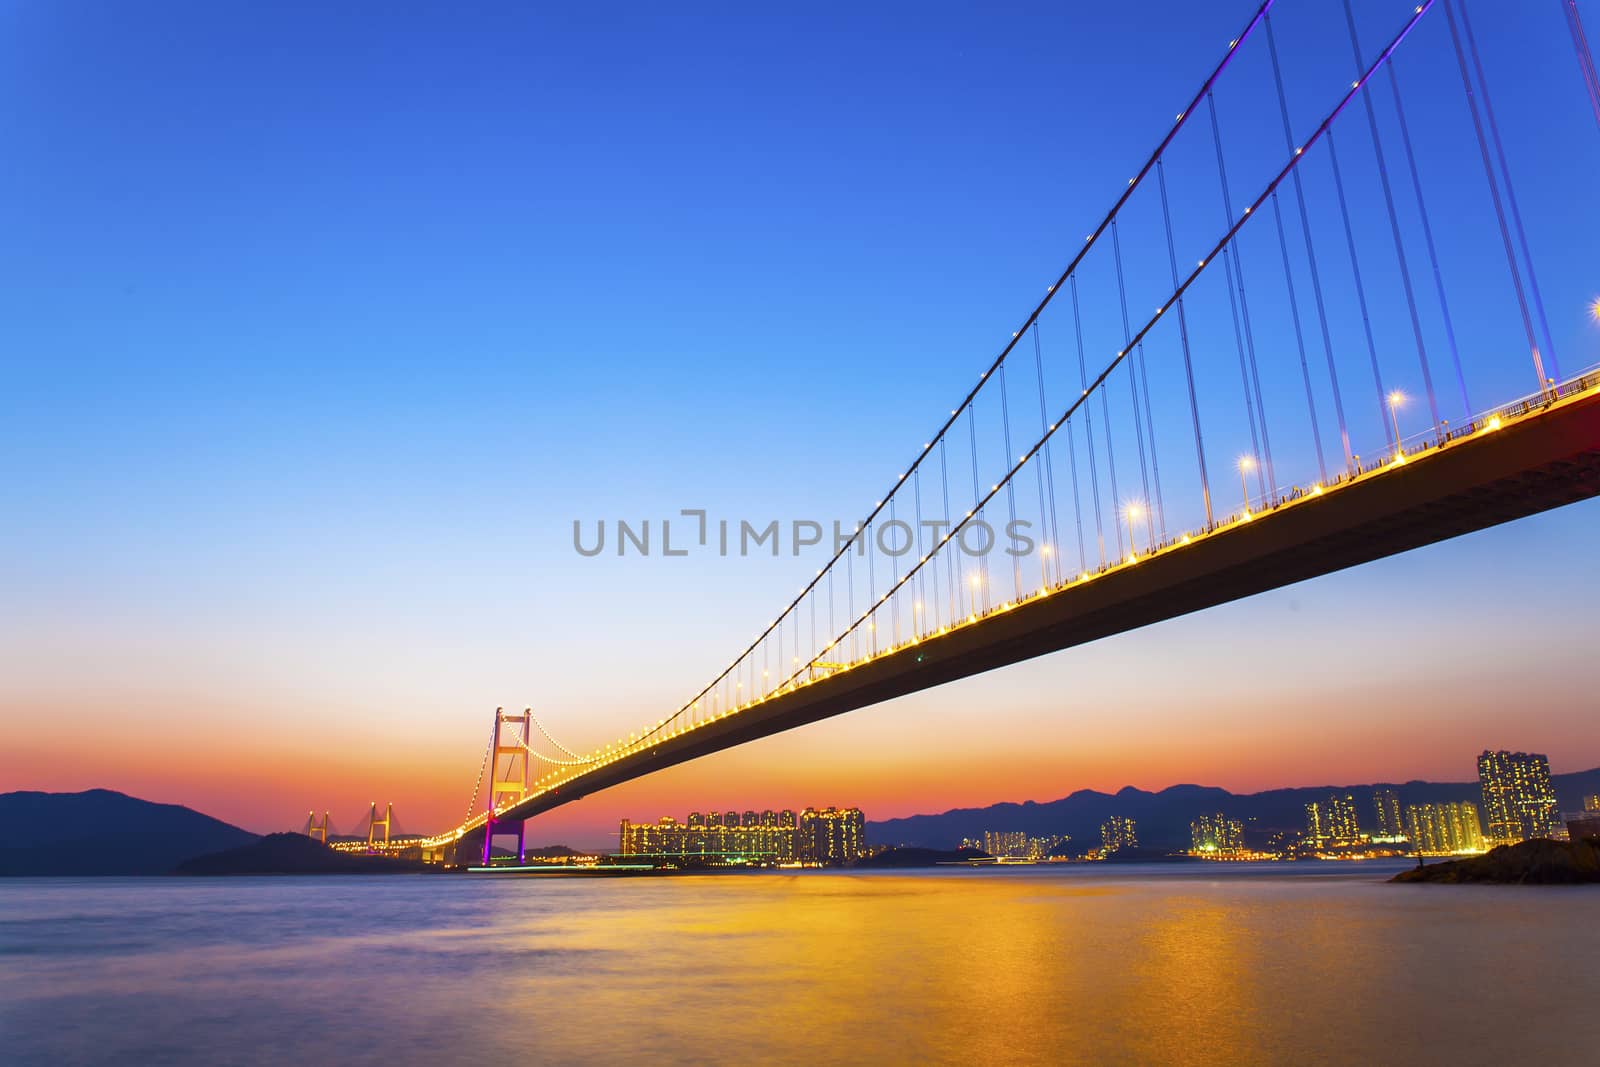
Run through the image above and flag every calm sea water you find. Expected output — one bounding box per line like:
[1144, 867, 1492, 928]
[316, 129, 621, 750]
[2, 861, 1594, 1066]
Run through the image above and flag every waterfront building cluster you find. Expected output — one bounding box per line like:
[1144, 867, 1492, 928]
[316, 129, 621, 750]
[1099, 816, 1137, 854]
[618, 807, 864, 866]
[968, 831, 1071, 860]
[1189, 813, 1245, 856]
[609, 750, 1579, 870]
[1405, 802, 1485, 856]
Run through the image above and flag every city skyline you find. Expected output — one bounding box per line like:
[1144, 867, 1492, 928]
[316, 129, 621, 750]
[3, 1, 1599, 844]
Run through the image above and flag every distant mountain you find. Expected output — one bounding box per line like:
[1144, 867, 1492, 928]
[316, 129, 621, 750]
[175, 833, 428, 875]
[0, 789, 258, 875]
[867, 768, 1600, 851]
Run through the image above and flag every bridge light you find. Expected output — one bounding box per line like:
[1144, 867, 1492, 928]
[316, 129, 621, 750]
[1590, 297, 1600, 322]
[1486, 415, 1502, 431]
[1387, 391, 1406, 458]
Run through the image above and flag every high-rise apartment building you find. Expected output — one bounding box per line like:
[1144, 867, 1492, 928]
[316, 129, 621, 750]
[1478, 751, 1560, 845]
[983, 830, 1029, 858]
[1305, 794, 1362, 847]
[797, 807, 866, 865]
[1583, 794, 1600, 813]
[1405, 802, 1485, 855]
[1101, 816, 1137, 854]
[1372, 789, 1405, 840]
[1190, 813, 1245, 855]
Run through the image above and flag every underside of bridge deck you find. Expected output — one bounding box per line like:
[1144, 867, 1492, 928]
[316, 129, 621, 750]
[498, 387, 1600, 823]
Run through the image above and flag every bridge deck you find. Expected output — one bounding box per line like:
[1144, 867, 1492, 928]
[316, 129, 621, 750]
[487, 383, 1600, 829]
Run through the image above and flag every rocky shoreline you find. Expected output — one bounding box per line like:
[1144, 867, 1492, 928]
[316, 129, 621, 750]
[1391, 838, 1600, 884]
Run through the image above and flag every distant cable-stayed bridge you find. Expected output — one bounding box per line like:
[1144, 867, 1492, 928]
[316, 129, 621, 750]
[402, 0, 1600, 863]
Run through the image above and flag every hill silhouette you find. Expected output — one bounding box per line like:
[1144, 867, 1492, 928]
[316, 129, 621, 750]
[0, 789, 258, 875]
[175, 832, 429, 874]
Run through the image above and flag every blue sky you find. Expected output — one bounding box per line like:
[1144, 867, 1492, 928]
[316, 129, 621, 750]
[2, 1, 1597, 841]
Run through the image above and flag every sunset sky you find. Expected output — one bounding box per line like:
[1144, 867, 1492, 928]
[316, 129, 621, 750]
[3, 1, 1598, 849]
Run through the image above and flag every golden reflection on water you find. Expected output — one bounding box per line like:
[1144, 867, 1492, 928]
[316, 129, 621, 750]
[3, 870, 1596, 1066]
[489, 873, 1595, 1066]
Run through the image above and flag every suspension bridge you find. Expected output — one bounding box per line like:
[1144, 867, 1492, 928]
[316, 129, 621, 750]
[383, 0, 1600, 865]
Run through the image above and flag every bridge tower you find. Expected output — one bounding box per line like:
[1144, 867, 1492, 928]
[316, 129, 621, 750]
[367, 802, 392, 849]
[483, 707, 531, 865]
[307, 811, 329, 844]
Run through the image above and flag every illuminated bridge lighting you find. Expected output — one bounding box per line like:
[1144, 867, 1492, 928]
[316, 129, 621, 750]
[412, 0, 1600, 860]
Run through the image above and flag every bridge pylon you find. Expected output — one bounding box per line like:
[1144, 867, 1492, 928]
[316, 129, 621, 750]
[307, 811, 329, 844]
[367, 802, 392, 849]
[483, 707, 531, 865]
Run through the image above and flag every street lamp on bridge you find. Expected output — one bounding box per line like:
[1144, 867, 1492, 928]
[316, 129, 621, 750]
[1237, 456, 1256, 515]
[1122, 501, 1145, 559]
[1388, 390, 1407, 460]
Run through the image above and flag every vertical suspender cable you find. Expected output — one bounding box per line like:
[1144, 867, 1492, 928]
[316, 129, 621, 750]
[914, 467, 933, 632]
[866, 521, 877, 654]
[1207, 93, 1271, 498]
[1111, 220, 1156, 549]
[1460, 1, 1561, 384]
[1268, 186, 1328, 485]
[966, 405, 990, 610]
[1136, 343, 1165, 540]
[940, 438, 958, 622]
[888, 499, 900, 644]
[1442, 0, 1548, 393]
[1031, 324, 1061, 586]
[846, 531, 856, 662]
[1157, 158, 1215, 526]
[1386, 57, 1471, 420]
[1266, 10, 1352, 474]
[1063, 406, 1087, 576]
[1326, 128, 1393, 452]
[1344, 0, 1441, 436]
[1071, 275, 1106, 565]
[1098, 356, 1123, 560]
[998, 362, 1022, 598]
